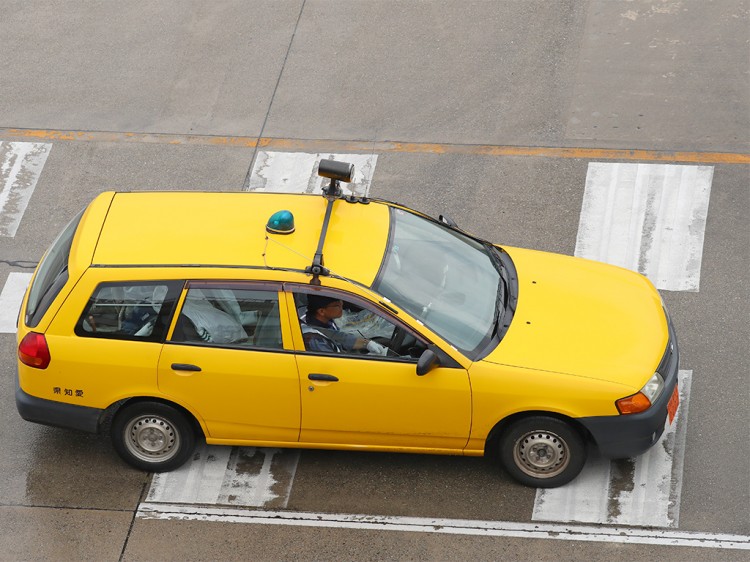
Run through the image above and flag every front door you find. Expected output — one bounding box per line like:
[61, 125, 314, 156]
[290, 289, 471, 451]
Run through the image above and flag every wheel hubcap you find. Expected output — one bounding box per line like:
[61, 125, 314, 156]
[513, 430, 570, 478]
[125, 415, 180, 463]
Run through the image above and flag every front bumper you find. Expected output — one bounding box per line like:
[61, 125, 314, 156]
[579, 318, 680, 459]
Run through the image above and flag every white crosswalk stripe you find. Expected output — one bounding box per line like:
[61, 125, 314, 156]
[575, 163, 713, 291]
[246, 151, 378, 196]
[0, 141, 52, 237]
[535, 162, 713, 527]
[146, 445, 300, 509]
[0, 272, 32, 333]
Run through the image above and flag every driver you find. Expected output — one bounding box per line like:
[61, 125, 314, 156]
[302, 295, 387, 355]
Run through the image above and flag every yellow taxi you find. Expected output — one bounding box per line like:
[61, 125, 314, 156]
[15, 160, 680, 488]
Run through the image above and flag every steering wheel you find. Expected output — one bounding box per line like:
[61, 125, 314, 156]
[389, 326, 407, 353]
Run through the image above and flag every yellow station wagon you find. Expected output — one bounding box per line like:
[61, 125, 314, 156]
[16, 160, 680, 487]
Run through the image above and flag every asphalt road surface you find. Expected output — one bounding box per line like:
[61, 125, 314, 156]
[0, 2, 748, 561]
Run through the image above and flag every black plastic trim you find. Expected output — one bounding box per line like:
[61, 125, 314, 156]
[26, 270, 69, 328]
[308, 373, 339, 382]
[473, 245, 519, 361]
[16, 384, 102, 434]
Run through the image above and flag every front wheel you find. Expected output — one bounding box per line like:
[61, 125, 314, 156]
[111, 402, 196, 472]
[498, 416, 586, 488]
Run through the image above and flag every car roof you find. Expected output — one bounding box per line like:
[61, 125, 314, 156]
[83, 191, 392, 286]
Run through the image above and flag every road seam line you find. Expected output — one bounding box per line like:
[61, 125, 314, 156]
[243, 0, 308, 189]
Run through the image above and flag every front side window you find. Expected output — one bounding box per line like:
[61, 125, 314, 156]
[171, 285, 282, 349]
[76, 281, 181, 341]
[373, 208, 503, 357]
[293, 290, 428, 361]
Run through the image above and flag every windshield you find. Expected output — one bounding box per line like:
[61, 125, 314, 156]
[373, 208, 502, 356]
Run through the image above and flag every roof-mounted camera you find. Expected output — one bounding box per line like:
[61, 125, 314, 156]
[318, 159, 354, 199]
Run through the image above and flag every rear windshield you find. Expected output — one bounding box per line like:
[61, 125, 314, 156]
[25, 210, 84, 327]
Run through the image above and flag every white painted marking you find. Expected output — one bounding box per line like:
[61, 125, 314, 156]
[247, 151, 378, 196]
[0, 142, 52, 237]
[0, 272, 32, 333]
[136, 504, 750, 550]
[575, 163, 713, 291]
[534, 455, 612, 523]
[146, 444, 300, 509]
[533, 371, 692, 527]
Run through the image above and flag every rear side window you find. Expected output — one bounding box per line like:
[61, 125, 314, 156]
[75, 281, 183, 342]
[25, 211, 84, 327]
[171, 286, 283, 349]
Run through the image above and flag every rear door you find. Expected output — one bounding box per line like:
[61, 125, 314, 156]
[158, 282, 301, 442]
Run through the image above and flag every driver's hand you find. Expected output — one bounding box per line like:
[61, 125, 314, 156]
[366, 340, 388, 356]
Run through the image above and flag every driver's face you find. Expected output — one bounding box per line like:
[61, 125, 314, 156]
[319, 300, 344, 321]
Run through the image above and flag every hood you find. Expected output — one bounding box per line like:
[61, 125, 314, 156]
[484, 247, 668, 391]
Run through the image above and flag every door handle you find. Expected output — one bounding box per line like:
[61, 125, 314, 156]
[308, 373, 339, 382]
[171, 363, 202, 372]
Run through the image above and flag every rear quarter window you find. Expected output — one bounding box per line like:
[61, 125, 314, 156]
[25, 211, 84, 327]
[75, 281, 183, 342]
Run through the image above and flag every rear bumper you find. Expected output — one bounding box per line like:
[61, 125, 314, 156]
[16, 383, 102, 434]
[579, 319, 680, 459]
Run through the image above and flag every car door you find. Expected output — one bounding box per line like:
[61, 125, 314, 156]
[158, 282, 301, 442]
[287, 287, 472, 451]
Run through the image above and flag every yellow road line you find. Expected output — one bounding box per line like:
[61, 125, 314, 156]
[1, 128, 748, 164]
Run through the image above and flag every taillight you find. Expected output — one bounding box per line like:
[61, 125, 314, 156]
[18, 332, 51, 369]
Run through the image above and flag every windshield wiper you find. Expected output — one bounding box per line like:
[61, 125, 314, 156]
[484, 242, 508, 336]
[492, 278, 506, 338]
[483, 243, 512, 339]
[484, 244, 508, 303]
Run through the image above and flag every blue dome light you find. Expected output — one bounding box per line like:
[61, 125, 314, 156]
[266, 210, 295, 234]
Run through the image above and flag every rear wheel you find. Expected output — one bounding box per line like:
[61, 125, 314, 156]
[498, 416, 586, 488]
[112, 402, 195, 472]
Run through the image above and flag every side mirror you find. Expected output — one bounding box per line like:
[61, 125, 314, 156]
[439, 214, 457, 228]
[416, 349, 440, 376]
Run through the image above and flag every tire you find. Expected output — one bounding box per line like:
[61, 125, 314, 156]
[111, 402, 196, 472]
[498, 416, 586, 488]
